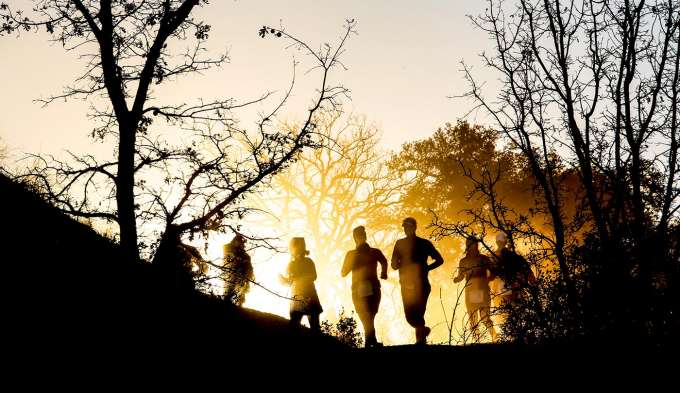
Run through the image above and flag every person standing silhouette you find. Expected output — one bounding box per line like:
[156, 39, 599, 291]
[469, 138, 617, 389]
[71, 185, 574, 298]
[491, 232, 536, 307]
[391, 217, 444, 345]
[280, 237, 323, 331]
[222, 234, 253, 306]
[341, 226, 388, 348]
[454, 238, 497, 342]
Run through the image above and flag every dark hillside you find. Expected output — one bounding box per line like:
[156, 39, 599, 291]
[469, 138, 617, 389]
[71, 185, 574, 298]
[1, 172, 675, 379]
[0, 173, 345, 367]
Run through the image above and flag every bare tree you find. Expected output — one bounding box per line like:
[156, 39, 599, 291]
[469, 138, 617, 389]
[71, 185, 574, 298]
[264, 111, 406, 263]
[2, 2, 357, 270]
[144, 23, 357, 284]
[2, 0, 230, 261]
[461, 0, 680, 297]
[249, 110, 409, 336]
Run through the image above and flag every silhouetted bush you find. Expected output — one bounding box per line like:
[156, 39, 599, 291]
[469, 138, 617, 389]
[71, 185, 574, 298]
[497, 226, 679, 345]
[321, 308, 363, 348]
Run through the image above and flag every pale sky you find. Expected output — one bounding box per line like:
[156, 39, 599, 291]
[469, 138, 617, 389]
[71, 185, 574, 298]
[0, 0, 497, 160]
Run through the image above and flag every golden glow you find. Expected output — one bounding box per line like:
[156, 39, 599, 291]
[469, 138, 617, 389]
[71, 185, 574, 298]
[193, 193, 499, 346]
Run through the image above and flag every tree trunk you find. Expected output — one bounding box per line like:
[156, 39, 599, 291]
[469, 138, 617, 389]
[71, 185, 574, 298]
[630, 145, 645, 240]
[117, 121, 139, 262]
[549, 198, 579, 315]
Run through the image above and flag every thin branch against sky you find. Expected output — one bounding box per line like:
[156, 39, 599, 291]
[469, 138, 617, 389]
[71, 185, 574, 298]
[0, 1, 495, 157]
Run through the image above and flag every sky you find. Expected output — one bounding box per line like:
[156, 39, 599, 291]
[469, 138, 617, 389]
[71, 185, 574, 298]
[0, 0, 497, 159]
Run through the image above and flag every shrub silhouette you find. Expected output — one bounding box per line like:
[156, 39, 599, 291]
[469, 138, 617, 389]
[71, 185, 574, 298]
[321, 308, 363, 348]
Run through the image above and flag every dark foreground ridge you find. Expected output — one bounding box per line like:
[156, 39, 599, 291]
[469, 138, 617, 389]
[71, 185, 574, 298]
[1, 173, 674, 377]
[0, 173, 346, 362]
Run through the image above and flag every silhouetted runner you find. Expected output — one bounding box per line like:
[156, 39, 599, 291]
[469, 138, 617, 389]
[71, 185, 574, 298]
[391, 217, 444, 345]
[341, 226, 388, 348]
[491, 232, 536, 307]
[222, 234, 253, 306]
[280, 237, 323, 331]
[454, 238, 497, 342]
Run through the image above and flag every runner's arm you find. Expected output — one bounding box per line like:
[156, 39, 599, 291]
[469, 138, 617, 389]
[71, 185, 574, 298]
[341, 252, 352, 277]
[427, 241, 444, 271]
[279, 263, 292, 285]
[377, 250, 388, 279]
[453, 260, 465, 283]
[391, 243, 402, 270]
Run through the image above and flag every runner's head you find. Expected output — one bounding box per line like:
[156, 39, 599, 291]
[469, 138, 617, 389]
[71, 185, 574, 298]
[495, 232, 508, 249]
[465, 237, 480, 257]
[230, 233, 246, 248]
[353, 225, 367, 246]
[402, 217, 417, 237]
[289, 237, 309, 258]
